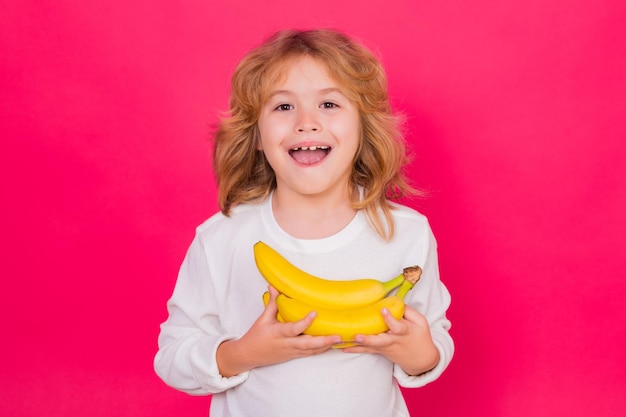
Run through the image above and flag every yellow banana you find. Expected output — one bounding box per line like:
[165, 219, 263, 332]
[261, 266, 422, 312]
[254, 241, 405, 309]
[275, 293, 405, 343]
[261, 266, 422, 347]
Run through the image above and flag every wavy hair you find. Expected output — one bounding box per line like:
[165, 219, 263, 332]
[212, 29, 417, 240]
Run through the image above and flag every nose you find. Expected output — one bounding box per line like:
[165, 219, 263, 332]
[295, 108, 321, 133]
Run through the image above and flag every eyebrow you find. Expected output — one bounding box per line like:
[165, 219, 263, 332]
[267, 87, 345, 99]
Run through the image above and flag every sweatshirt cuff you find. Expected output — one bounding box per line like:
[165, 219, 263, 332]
[190, 334, 249, 394]
[393, 331, 454, 388]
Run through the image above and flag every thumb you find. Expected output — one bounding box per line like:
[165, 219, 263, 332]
[261, 285, 279, 320]
[267, 284, 280, 301]
[403, 305, 429, 327]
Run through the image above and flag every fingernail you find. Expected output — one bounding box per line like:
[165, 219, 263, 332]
[381, 308, 389, 315]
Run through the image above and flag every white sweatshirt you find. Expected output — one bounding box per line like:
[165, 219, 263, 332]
[154, 194, 454, 417]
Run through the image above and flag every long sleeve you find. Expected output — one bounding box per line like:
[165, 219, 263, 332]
[153, 235, 248, 395]
[393, 221, 454, 388]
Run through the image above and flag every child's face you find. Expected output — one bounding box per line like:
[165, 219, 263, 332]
[257, 56, 360, 201]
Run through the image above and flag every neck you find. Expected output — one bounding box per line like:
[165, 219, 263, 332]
[272, 187, 358, 239]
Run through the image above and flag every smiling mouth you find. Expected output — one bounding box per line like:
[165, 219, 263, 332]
[288, 145, 331, 165]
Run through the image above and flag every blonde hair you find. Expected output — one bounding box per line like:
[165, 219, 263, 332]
[212, 29, 417, 240]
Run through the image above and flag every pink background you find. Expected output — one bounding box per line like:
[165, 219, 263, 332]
[2, 1, 625, 416]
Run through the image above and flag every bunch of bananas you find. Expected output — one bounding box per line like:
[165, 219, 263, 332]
[254, 241, 422, 346]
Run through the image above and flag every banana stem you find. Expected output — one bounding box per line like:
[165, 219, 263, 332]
[383, 273, 406, 294]
[396, 266, 422, 300]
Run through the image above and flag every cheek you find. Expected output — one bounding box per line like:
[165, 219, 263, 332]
[258, 117, 293, 150]
[334, 115, 361, 146]
[256, 117, 271, 150]
[252, 124, 263, 150]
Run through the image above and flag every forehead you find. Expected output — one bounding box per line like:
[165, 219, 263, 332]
[264, 56, 339, 91]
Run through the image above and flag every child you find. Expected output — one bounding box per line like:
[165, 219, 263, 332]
[154, 29, 453, 417]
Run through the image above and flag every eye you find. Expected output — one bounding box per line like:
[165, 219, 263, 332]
[321, 102, 339, 109]
[274, 103, 293, 111]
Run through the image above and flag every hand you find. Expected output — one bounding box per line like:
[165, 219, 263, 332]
[216, 286, 341, 377]
[342, 305, 440, 376]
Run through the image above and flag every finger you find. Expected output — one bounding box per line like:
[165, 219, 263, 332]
[267, 285, 280, 301]
[261, 286, 279, 320]
[402, 305, 428, 327]
[283, 310, 317, 336]
[283, 313, 343, 347]
[349, 308, 404, 347]
[347, 332, 390, 350]
[381, 307, 405, 334]
[298, 334, 343, 350]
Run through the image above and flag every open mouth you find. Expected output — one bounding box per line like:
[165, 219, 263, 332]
[288, 145, 331, 165]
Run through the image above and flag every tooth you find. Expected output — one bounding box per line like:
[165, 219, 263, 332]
[309, 146, 317, 150]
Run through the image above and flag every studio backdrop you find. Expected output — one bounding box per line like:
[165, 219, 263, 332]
[1, 1, 624, 416]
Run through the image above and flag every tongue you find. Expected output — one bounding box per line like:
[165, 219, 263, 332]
[291, 149, 327, 165]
